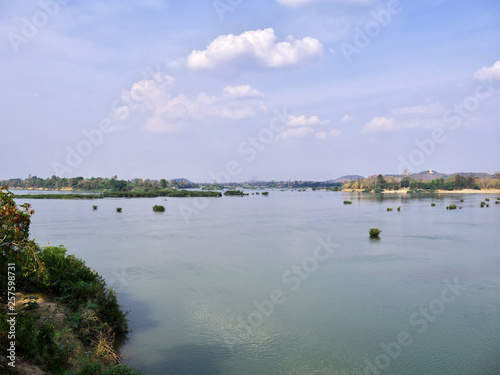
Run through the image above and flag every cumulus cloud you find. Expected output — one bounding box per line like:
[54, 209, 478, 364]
[361, 116, 394, 133]
[277, 126, 315, 140]
[187, 28, 323, 70]
[473, 60, 500, 81]
[287, 115, 330, 126]
[361, 100, 447, 133]
[115, 77, 266, 133]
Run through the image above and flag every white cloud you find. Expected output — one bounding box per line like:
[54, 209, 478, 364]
[187, 28, 323, 70]
[340, 114, 353, 122]
[473, 60, 500, 81]
[361, 100, 447, 133]
[277, 0, 374, 7]
[361, 116, 394, 133]
[116, 77, 267, 133]
[223, 85, 264, 100]
[277, 126, 315, 139]
[287, 115, 330, 126]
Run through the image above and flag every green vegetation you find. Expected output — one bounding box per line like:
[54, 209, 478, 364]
[201, 184, 224, 190]
[116, 207, 122, 213]
[0, 176, 344, 192]
[485, 198, 489, 201]
[262, 192, 269, 196]
[0, 186, 137, 374]
[343, 173, 492, 191]
[14, 189, 222, 200]
[431, 203, 436, 206]
[446, 204, 457, 210]
[152, 205, 165, 212]
[93, 205, 98, 210]
[224, 190, 245, 196]
[397, 206, 401, 211]
[102, 189, 221, 198]
[343, 201, 352, 204]
[496, 201, 499, 204]
[0, 175, 197, 191]
[369, 228, 382, 238]
[14, 194, 101, 199]
[387, 208, 393, 211]
[480, 201, 486, 207]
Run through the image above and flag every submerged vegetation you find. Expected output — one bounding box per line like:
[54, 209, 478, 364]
[153, 205, 165, 212]
[0, 186, 138, 374]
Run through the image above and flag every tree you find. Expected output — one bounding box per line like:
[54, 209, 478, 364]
[376, 174, 387, 189]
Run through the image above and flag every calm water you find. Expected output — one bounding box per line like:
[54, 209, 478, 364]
[15, 190, 500, 375]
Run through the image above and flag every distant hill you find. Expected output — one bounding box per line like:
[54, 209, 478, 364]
[329, 175, 364, 183]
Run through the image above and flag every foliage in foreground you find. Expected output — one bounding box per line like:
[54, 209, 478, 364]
[0, 186, 137, 374]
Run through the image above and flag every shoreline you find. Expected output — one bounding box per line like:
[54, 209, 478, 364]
[346, 188, 500, 194]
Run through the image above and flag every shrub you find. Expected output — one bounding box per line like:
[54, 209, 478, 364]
[374, 187, 383, 193]
[152, 205, 165, 212]
[446, 204, 457, 210]
[116, 207, 122, 212]
[369, 228, 381, 237]
[431, 203, 436, 207]
[480, 202, 486, 207]
[93, 205, 98, 210]
[397, 206, 401, 211]
[460, 199, 464, 202]
[343, 201, 352, 204]
[496, 201, 499, 204]
[224, 190, 244, 196]
[485, 198, 490, 201]
[262, 192, 269, 196]
[387, 208, 393, 211]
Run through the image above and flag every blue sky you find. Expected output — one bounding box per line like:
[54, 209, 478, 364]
[1, 0, 499, 182]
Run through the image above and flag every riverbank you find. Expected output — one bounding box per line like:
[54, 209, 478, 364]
[345, 188, 500, 194]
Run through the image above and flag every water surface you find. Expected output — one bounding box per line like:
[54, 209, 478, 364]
[16, 190, 500, 374]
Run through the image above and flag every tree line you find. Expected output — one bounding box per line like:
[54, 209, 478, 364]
[342, 173, 500, 191]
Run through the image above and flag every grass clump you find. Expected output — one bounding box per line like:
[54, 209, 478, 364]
[431, 203, 436, 207]
[387, 207, 393, 211]
[343, 200, 352, 204]
[93, 205, 98, 210]
[116, 207, 122, 212]
[369, 228, 382, 238]
[152, 204, 165, 212]
[446, 204, 457, 210]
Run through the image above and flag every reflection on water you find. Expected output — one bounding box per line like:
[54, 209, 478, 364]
[16, 190, 500, 374]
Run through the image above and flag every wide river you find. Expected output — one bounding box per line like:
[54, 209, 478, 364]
[15, 190, 500, 374]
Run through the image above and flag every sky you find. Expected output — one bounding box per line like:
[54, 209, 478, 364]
[0, 0, 499, 182]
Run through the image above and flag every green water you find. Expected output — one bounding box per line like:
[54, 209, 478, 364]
[17, 190, 500, 374]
